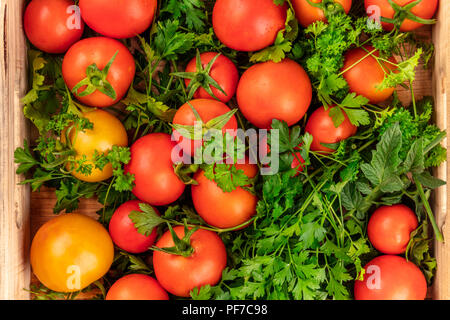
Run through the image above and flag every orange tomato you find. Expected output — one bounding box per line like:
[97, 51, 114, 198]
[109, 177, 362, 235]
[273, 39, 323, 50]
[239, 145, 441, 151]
[30, 213, 114, 293]
[292, 0, 353, 27]
[63, 109, 128, 183]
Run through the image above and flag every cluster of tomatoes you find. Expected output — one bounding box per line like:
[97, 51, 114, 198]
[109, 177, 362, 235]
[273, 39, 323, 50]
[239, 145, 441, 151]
[25, 0, 438, 300]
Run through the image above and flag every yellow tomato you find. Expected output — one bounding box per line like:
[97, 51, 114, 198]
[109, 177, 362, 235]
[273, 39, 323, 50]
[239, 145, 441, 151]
[30, 213, 114, 293]
[63, 109, 128, 182]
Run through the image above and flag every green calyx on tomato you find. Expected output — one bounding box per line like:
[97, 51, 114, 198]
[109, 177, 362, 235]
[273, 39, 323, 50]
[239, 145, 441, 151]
[72, 50, 119, 100]
[305, 0, 346, 18]
[381, 0, 437, 29]
[171, 50, 228, 102]
[171, 102, 238, 140]
[153, 223, 199, 258]
[173, 163, 200, 185]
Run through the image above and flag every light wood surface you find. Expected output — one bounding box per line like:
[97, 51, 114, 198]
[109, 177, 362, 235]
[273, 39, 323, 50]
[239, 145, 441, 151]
[431, 0, 450, 300]
[1, 0, 449, 300]
[0, 0, 31, 300]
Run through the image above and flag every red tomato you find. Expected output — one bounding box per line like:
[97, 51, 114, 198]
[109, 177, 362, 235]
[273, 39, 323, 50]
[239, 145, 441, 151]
[172, 99, 238, 158]
[62, 37, 136, 108]
[368, 204, 418, 255]
[305, 106, 357, 153]
[365, 0, 438, 32]
[24, 0, 84, 54]
[212, 0, 287, 52]
[184, 52, 239, 103]
[153, 226, 227, 297]
[237, 59, 312, 129]
[109, 200, 159, 254]
[79, 0, 157, 39]
[191, 163, 258, 229]
[354, 255, 427, 300]
[291, 152, 306, 175]
[106, 274, 169, 300]
[292, 0, 353, 27]
[124, 133, 186, 206]
[341, 46, 397, 104]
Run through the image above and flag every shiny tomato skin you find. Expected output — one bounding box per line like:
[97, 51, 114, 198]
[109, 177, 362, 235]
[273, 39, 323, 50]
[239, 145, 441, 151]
[79, 0, 157, 39]
[213, 0, 287, 52]
[109, 200, 159, 254]
[292, 0, 353, 27]
[237, 59, 312, 129]
[354, 255, 427, 300]
[191, 163, 258, 229]
[30, 213, 114, 293]
[368, 204, 418, 255]
[24, 0, 84, 54]
[185, 52, 239, 103]
[124, 133, 186, 206]
[62, 37, 136, 108]
[342, 46, 397, 104]
[305, 106, 357, 153]
[153, 226, 227, 297]
[365, 0, 439, 32]
[106, 274, 169, 300]
[63, 109, 128, 183]
[172, 99, 238, 157]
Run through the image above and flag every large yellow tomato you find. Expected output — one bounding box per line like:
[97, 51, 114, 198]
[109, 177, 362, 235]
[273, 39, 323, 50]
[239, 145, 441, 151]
[63, 109, 128, 182]
[30, 213, 114, 293]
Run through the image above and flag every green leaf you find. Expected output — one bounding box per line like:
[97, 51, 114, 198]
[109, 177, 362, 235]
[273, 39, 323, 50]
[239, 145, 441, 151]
[203, 163, 252, 193]
[129, 204, 165, 236]
[414, 172, 446, 189]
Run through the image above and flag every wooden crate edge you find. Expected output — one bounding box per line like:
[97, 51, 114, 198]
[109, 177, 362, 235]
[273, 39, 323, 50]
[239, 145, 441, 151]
[0, 0, 30, 300]
[432, 0, 450, 301]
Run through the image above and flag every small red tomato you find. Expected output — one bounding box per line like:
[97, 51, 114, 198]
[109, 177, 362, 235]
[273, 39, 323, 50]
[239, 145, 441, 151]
[106, 274, 169, 300]
[341, 46, 397, 104]
[354, 255, 427, 300]
[62, 37, 136, 108]
[124, 133, 186, 206]
[109, 200, 159, 254]
[153, 226, 227, 297]
[172, 99, 238, 157]
[291, 152, 305, 175]
[368, 204, 419, 255]
[184, 52, 239, 103]
[292, 0, 353, 27]
[305, 106, 357, 153]
[365, 0, 439, 32]
[79, 0, 157, 39]
[213, 0, 287, 52]
[192, 162, 258, 229]
[24, 0, 84, 54]
[237, 59, 312, 129]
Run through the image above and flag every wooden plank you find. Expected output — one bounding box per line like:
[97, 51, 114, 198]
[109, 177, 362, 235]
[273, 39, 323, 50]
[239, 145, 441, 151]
[432, 0, 450, 301]
[0, 0, 30, 300]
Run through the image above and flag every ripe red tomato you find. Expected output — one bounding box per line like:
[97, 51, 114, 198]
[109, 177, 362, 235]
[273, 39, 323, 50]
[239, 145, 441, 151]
[365, 0, 438, 32]
[191, 163, 258, 229]
[109, 200, 159, 254]
[79, 0, 157, 39]
[305, 106, 357, 153]
[341, 46, 397, 104]
[30, 214, 114, 293]
[24, 0, 84, 54]
[106, 274, 169, 300]
[237, 59, 312, 129]
[184, 52, 239, 103]
[124, 133, 186, 206]
[291, 152, 306, 175]
[212, 0, 287, 52]
[153, 226, 227, 297]
[292, 0, 353, 27]
[354, 255, 427, 300]
[62, 37, 136, 108]
[172, 99, 238, 157]
[368, 204, 418, 255]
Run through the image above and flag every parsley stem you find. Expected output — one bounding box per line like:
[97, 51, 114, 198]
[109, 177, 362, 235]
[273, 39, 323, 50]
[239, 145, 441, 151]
[415, 178, 444, 242]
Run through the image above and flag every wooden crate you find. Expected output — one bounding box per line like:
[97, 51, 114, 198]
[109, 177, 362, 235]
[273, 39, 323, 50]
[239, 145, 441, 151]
[0, 0, 449, 300]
